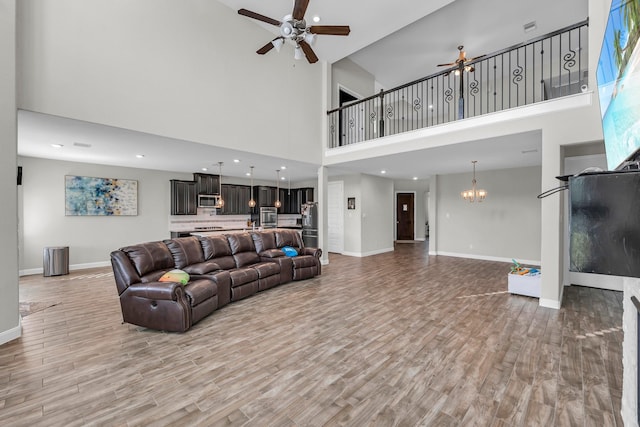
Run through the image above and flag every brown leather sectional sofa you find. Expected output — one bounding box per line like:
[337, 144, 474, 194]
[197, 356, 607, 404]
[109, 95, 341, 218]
[110, 229, 321, 332]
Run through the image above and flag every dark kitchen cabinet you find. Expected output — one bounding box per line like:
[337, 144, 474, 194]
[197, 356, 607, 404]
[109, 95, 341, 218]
[220, 184, 252, 215]
[278, 188, 301, 214]
[256, 186, 277, 208]
[300, 187, 314, 205]
[171, 180, 197, 215]
[194, 173, 220, 195]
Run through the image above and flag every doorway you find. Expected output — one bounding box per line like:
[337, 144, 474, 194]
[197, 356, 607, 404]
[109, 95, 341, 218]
[339, 88, 358, 146]
[396, 192, 415, 241]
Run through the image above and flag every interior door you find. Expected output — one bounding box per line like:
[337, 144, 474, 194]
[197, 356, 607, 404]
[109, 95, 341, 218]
[396, 193, 414, 241]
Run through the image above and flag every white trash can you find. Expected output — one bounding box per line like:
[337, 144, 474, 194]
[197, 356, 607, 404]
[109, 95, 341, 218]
[43, 246, 69, 277]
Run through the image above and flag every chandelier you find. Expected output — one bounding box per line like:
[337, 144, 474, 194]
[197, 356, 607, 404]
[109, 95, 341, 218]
[461, 160, 487, 202]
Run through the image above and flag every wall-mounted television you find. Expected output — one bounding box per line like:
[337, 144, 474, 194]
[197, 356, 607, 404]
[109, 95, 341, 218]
[596, 0, 640, 171]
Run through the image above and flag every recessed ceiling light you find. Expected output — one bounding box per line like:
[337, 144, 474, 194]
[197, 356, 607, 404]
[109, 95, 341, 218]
[281, 176, 286, 180]
[136, 154, 144, 158]
[233, 159, 240, 163]
[428, 105, 434, 109]
[202, 167, 208, 171]
[312, 16, 320, 23]
[245, 172, 251, 176]
[413, 177, 418, 180]
[51, 144, 63, 148]
[281, 166, 287, 170]
[381, 170, 386, 174]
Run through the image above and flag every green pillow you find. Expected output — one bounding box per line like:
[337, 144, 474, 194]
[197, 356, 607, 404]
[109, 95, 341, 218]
[158, 269, 190, 285]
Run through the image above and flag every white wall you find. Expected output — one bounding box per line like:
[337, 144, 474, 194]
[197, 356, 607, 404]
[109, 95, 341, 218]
[17, 0, 323, 165]
[331, 58, 376, 108]
[361, 174, 395, 255]
[18, 156, 192, 273]
[0, 0, 20, 345]
[436, 166, 542, 263]
[331, 174, 362, 255]
[394, 179, 430, 240]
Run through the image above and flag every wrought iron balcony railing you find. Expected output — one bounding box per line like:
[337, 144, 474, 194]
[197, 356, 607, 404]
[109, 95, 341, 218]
[327, 20, 589, 148]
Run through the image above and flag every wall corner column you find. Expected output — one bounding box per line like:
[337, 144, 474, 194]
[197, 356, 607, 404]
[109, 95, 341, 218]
[539, 131, 563, 309]
[0, 0, 21, 346]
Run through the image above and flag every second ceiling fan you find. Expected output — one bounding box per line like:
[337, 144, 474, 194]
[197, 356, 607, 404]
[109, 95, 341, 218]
[238, 0, 350, 64]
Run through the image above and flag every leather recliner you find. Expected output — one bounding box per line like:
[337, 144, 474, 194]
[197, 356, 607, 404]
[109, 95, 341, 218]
[110, 241, 219, 332]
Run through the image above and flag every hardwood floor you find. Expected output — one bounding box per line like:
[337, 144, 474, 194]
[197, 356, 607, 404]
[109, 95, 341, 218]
[1, 242, 623, 426]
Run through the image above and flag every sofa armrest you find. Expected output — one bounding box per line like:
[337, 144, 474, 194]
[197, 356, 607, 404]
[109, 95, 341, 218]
[301, 247, 322, 258]
[126, 282, 184, 300]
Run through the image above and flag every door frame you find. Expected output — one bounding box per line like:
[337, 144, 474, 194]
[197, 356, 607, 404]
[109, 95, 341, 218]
[328, 181, 344, 253]
[395, 191, 416, 241]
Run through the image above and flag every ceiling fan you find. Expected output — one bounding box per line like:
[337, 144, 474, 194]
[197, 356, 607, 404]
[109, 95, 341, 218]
[238, 0, 351, 64]
[437, 45, 485, 73]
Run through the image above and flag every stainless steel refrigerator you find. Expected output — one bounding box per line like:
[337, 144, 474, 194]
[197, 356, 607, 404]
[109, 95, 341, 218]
[301, 202, 318, 247]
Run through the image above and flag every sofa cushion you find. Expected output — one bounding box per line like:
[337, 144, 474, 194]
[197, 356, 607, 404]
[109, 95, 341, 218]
[120, 242, 175, 277]
[251, 231, 277, 253]
[183, 260, 221, 275]
[200, 235, 233, 260]
[228, 233, 260, 267]
[228, 267, 259, 287]
[164, 237, 205, 269]
[275, 230, 303, 249]
[183, 278, 217, 306]
[251, 262, 280, 278]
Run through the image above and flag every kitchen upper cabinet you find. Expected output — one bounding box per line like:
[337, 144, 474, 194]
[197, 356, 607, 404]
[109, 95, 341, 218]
[194, 173, 220, 195]
[278, 188, 301, 214]
[220, 184, 252, 215]
[300, 187, 314, 205]
[256, 186, 277, 208]
[171, 180, 197, 215]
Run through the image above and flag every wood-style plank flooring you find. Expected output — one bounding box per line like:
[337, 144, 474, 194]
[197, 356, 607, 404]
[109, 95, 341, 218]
[1, 242, 623, 426]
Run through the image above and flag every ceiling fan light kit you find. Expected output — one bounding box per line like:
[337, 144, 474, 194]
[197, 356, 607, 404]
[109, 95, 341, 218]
[238, 0, 350, 64]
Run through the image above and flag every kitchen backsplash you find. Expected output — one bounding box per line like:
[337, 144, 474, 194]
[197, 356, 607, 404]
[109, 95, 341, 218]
[169, 213, 301, 231]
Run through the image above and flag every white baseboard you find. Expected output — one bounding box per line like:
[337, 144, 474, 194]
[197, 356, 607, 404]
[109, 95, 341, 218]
[434, 251, 540, 266]
[539, 298, 561, 309]
[19, 260, 111, 277]
[0, 318, 21, 346]
[341, 247, 395, 258]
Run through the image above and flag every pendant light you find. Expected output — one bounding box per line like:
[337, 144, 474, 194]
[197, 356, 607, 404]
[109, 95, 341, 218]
[274, 169, 282, 208]
[248, 166, 256, 208]
[217, 162, 224, 208]
[461, 160, 487, 202]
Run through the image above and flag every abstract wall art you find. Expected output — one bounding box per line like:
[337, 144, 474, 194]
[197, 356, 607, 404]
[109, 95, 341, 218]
[65, 175, 138, 216]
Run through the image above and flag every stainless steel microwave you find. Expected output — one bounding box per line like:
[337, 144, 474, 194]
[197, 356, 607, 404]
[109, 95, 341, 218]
[198, 194, 221, 208]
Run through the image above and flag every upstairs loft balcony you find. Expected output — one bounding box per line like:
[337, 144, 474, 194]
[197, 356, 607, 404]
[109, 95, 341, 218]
[327, 20, 589, 149]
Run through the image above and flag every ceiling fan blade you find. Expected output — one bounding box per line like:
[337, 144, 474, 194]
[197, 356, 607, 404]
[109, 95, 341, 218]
[308, 25, 351, 36]
[299, 41, 318, 63]
[238, 8, 281, 26]
[292, 0, 310, 21]
[257, 41, 275, 55]
[437, 62, 456, 67]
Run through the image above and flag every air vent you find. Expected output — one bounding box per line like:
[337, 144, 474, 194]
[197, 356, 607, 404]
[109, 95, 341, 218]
[524, 21, 537, 33]
[73, 142, 92, 148]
